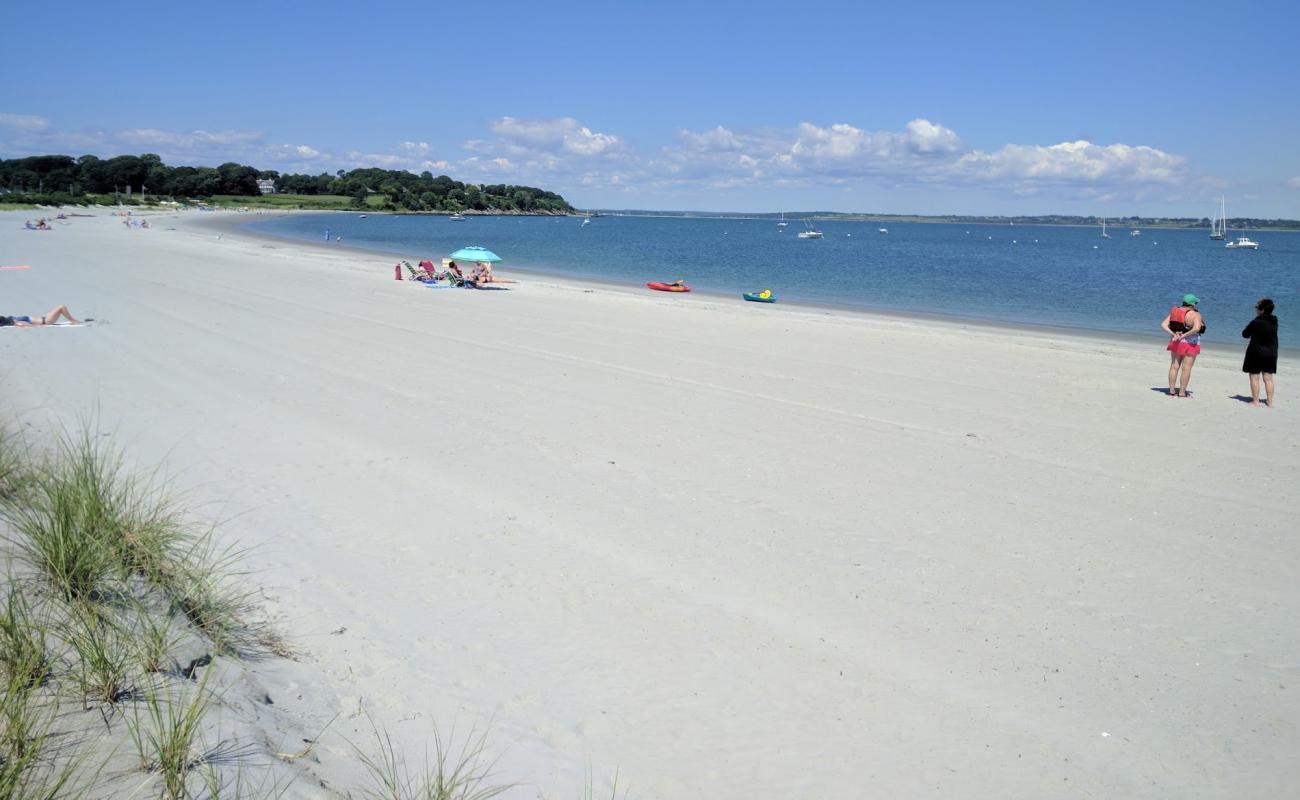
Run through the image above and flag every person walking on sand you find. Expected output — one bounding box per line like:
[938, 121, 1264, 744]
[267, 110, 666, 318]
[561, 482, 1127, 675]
[1161, 293, 1204, 397]
[1241, 298, 1278, 407]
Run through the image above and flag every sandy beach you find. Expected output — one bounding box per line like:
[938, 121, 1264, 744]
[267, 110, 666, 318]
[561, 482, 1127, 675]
[2, 209, 1297, 798]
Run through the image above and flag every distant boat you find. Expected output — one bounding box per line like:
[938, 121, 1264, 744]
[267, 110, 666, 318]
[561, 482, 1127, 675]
[1210, 197, 1227, 240]
[358, 214, 368, 218]
[878, 227, 888, 234]
[797, 220, 823, 239]
[1225, 235, 1259, 250]
[777, 211, 788, 227]
[1100, 217, 1110, 239]
[1130, 229, 1141, 236]
[582, 217, 590, 226]
[449, 212, 466, 221]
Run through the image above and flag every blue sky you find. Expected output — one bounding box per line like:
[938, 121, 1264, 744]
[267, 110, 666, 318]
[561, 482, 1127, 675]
[2, 0, 1297, 216]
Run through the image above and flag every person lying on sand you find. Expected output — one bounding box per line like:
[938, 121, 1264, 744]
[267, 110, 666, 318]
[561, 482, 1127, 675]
[0, 305, 83, 327]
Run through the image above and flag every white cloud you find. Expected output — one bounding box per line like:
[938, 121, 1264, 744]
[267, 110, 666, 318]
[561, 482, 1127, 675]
[487, 116, 621, 156]
[117, 128, 265, 150]
[957, 140, 1184, 184]
[0, 113, 52, 133]
[295, 145, 321, 158]
[905, 118, 962, 154]
[653, 118, 1186, 198]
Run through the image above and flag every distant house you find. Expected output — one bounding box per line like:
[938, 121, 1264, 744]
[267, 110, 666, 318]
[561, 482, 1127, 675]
[256, 179, 276, 195]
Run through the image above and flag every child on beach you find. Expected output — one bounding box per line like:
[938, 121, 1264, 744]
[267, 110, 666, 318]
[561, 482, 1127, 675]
[1241, 298, 1278, 408]
[1161, 294, 1204, 398]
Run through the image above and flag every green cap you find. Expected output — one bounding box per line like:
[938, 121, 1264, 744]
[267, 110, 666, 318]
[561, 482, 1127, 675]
[1182, 293, 1200, 305]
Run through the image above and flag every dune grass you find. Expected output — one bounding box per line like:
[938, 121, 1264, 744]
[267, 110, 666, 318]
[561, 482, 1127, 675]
[0, 671, 87, 800]
[0, 583, 51, 690]
[355, 715, 510, 800]
[127, 666, 221, 800]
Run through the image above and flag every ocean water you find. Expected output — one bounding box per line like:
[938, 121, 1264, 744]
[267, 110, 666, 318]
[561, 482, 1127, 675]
[244, 213, 1297, 348]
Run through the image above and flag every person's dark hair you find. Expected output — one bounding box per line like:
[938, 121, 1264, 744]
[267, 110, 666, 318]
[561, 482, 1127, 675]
[1257, 298, 1275, 315]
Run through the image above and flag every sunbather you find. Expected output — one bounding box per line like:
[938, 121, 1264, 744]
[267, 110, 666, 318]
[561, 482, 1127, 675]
[0, 305, 83, 327]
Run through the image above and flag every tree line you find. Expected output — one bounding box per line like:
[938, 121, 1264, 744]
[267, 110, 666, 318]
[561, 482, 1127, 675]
[0, 154, 575, 213]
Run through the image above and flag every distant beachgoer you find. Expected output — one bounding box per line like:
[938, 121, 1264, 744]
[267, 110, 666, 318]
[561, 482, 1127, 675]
[325, 228, 331, 241]
[470, 262, 494, 283]
[1161, 294, 1204, 398]
[0, 305, 82, 327]
[1241, 298, 1278, 408]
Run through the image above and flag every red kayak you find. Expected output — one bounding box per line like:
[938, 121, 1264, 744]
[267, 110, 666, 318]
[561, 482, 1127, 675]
[647, 282, 691, 292]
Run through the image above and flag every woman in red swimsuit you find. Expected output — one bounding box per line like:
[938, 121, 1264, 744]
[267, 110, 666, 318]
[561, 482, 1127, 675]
[1161, 294, 1204, 398]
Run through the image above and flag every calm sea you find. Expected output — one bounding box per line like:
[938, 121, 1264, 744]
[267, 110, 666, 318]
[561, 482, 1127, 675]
[244, 213, 1296, 348]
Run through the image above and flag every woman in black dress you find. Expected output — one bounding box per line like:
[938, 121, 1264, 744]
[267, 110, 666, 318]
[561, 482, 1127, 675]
[1241, 298, 1278, 407]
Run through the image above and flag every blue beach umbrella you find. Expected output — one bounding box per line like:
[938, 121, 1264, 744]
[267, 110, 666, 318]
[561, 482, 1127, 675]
[448, 246, 502, 263]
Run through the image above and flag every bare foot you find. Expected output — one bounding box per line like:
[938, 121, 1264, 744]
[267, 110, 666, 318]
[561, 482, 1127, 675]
[1249, 401, 1261, 407]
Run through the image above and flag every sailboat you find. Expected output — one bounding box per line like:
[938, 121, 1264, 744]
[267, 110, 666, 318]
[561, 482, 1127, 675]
[777, 211, 788, 227]
[1100, 217, 1110, 238]
[1210, 197, 1226, 240]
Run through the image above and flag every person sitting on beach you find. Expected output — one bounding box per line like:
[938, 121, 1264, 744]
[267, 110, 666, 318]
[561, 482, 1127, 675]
[0, 305, 83, 327]
[446, 261, 466, 282]
[469, 262, 494, 283]
[1161, 294, 1205, 398]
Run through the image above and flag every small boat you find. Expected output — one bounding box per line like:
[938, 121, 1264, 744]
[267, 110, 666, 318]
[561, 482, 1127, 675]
[777, 211, 788, 227]
[581, 217, 590, 226]
[797, 221, 823, 239]
[878, 227, 888, 234]
[1100, 217, 1110, 238]
[1130, 229, 1141, 236]
[449, 213, 467, 221]
[1225, 235, 1259, 250]
[744, 291, 776, 303]
[647, 281, 690, 292]
[358, 214, 368, 218]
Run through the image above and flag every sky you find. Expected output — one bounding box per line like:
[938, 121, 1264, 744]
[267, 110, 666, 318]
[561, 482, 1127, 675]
[2, 0, 1298, 217]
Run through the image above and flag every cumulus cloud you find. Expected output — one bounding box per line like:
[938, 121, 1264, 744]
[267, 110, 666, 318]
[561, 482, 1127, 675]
[957, 140, 1185, 184]
[487, 116, 621, 156]
[652, 118, 1186, 196]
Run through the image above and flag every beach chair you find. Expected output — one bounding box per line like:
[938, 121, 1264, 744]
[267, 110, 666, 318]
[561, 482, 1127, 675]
[418, 260, 441, 281]
[403, 262, 436, 283]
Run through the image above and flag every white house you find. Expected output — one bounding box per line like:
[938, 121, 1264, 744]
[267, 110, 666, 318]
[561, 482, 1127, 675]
[256, 179, 276, 195]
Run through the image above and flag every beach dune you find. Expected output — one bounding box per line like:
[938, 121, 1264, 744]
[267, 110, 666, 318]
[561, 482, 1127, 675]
[2, 210, 1296, 798]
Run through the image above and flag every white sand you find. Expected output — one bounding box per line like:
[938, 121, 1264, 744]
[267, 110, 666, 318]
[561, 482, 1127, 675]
[2, 209, 1297, 798]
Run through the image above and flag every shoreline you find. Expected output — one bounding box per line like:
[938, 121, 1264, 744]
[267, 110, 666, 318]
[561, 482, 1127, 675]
[192, 210, 1300, 358]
